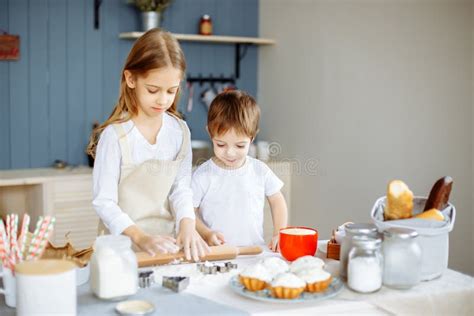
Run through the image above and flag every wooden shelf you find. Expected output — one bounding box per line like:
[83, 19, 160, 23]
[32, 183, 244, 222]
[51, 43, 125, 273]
[119, 32, 275, 45]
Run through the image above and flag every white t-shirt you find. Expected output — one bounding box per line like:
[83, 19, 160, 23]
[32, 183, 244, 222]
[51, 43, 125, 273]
[191, 157, 284, 246]
[92, 113, 195, 236]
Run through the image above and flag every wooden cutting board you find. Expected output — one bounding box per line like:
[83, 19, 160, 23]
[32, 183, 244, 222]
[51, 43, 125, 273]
[135, 245, 263, 267]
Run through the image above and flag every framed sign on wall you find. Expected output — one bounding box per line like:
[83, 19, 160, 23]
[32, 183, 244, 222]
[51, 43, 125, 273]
[0, 32, 20, 60]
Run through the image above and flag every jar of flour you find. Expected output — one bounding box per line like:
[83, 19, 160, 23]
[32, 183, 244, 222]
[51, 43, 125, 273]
[90, 235, 138, 299]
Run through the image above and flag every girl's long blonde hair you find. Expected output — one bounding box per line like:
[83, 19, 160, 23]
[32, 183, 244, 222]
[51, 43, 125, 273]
[86, 28, 186, 158]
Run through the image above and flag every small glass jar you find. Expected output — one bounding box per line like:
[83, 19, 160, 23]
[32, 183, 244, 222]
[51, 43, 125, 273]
[382, 228, 422, 289]
[347, 236, 383, 293]
[199, 15, 213, 35]
[340, 223, 378, 278]
[90, 235, 138, 300]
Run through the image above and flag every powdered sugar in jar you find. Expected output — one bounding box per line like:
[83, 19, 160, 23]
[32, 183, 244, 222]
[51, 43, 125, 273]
[347, 236, 383, 293]
[90, 235, 138, 299]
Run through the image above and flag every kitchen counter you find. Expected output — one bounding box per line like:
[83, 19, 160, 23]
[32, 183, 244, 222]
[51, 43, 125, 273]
[1, 250, 472, 315]
[0, 161, 292, 247]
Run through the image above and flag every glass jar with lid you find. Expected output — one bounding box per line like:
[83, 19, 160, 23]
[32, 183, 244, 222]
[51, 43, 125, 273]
[90, 235, 138, 300]
[382, 227, 422, 289]
[340, 223, 379, 278]
[347, 236, 383, 293]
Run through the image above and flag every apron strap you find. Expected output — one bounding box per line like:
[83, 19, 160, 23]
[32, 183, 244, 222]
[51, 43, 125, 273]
[173, 115, 190, 161]
[112, 124, 134, 165]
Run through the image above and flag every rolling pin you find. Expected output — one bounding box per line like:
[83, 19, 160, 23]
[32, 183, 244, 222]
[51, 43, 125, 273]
[135, 245, 263, 267]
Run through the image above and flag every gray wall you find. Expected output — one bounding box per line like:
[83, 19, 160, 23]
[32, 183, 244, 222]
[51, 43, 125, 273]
[259, 0, 473, 275]
[0, 0, 258, 169]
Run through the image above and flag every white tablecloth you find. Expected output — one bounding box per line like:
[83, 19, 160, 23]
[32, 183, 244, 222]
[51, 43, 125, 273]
[150, 250, 474, 315]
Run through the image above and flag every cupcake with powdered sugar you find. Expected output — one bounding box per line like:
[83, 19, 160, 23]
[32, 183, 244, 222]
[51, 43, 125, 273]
[239, 263, 272, 292]
[289, 256, 325, 274]
[260, 257, 289, 278]
[295, 268, 332, 292]
[269, 273, 306, 299]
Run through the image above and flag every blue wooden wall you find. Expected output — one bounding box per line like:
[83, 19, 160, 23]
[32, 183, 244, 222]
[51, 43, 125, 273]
[0, 0, 259, 169]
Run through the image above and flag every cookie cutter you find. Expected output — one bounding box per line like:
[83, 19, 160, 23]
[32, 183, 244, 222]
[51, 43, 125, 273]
[138, 271, 155, 288]
[197, 263, 218, 274]
[197, 261, 237, 274]
[162, 276, 190, 292]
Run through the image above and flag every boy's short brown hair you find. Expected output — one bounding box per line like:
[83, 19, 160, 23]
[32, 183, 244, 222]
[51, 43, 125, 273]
[207, 90, 260, 139]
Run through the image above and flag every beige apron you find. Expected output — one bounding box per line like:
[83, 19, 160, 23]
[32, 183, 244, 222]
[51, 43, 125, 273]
[98, 116, 189, 237]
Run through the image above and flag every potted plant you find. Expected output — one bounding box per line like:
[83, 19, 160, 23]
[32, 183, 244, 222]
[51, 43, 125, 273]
[134, 0, 173, 31]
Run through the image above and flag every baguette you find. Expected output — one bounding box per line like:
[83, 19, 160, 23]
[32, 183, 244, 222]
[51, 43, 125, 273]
[385, 180, 414, 220]
[423, 176, 453, 211]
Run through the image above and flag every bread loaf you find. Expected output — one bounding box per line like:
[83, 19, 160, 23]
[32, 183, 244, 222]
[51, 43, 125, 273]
[385, 180, 414, 220]
[414, 208, 444, 221]
[423, 176, 453, 211]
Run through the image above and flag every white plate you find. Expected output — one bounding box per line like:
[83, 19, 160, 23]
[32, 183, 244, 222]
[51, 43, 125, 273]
[229, 275, 344, 304]
[318, 240, 329, 254]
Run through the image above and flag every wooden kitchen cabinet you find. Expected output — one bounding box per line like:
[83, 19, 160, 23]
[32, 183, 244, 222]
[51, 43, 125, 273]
[0, 161, 291, 249]
[0, 167, 98, 249]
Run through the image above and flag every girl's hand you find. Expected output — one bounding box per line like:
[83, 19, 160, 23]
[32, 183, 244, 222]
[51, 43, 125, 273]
[177, 218, 211, 261]
[137, 234, 179, 256]
[268, 234, 280, 252]
[204, 231, 226, 246]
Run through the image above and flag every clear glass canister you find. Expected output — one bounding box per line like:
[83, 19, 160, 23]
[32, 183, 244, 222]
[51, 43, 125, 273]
[347, 236, 383, 293]
[90, 235, 138, 300]
[340, 223, 379, 278]
[382, 227, 422, 289]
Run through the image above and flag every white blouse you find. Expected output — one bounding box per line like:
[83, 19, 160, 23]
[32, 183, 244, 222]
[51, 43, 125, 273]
[92, 113, 195, 236]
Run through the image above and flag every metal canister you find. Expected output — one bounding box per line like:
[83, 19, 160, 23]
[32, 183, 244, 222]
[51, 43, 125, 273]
[339, 223, 379, 279]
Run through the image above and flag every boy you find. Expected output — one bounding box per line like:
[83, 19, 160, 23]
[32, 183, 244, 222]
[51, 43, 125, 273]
[191, 90, 288, 251]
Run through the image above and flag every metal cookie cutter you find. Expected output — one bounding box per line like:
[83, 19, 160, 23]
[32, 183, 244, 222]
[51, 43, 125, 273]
[197, 261, 237, 274]
[138, 271, 154, 288]
[197, 263, 218, 275]
[162, 276, 190, 293]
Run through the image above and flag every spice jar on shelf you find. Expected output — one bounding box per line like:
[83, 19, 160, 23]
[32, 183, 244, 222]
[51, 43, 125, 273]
[347, 236, 383, 293]
[90, 235, 138, 300]
[382, 227, 422, 289]
[199, 15, 213, 35]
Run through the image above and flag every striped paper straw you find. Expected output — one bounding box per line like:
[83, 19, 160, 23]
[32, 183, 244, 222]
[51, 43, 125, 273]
[7, 214, 15, 268]
[0, 218, 9, 269]
[33, 217, 56, 260]
[11, 214, 19, 263]
[27, 216, 52, 260]
[17, 214, 30, 261]
[27, 216, 44, 260]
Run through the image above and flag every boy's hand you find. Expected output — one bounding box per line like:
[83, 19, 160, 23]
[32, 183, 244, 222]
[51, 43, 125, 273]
[204, 231, 226, 246]
[177, 218, 211, 262]
[268, 234, 280, 252]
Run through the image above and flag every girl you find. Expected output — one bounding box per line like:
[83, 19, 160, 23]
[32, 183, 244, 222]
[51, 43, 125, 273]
[87, 29, 209, 261]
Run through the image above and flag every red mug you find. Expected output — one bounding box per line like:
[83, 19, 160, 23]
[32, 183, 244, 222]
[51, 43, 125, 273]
[279, 226, 318, 261]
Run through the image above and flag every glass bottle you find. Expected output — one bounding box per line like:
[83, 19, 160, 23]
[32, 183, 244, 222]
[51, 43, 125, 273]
[347, 236, 383, 293]
[382, 227, 422, 289]
[199, 15, 213, 35]
[90, 235, 138, 300]
[340, 223, 378, 278]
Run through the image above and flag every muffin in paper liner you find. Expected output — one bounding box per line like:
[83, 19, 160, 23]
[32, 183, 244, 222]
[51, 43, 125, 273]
[239, 275, 268, 292]
[270, 286, 305, 299]
[269, 272, 306, 299]
[305, 276, 332, 293]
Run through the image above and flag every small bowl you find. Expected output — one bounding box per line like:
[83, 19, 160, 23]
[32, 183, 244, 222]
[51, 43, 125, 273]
[279, 226, 318, 261]
[115, 300, 155, 315]
[76, 264, 90, 286]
